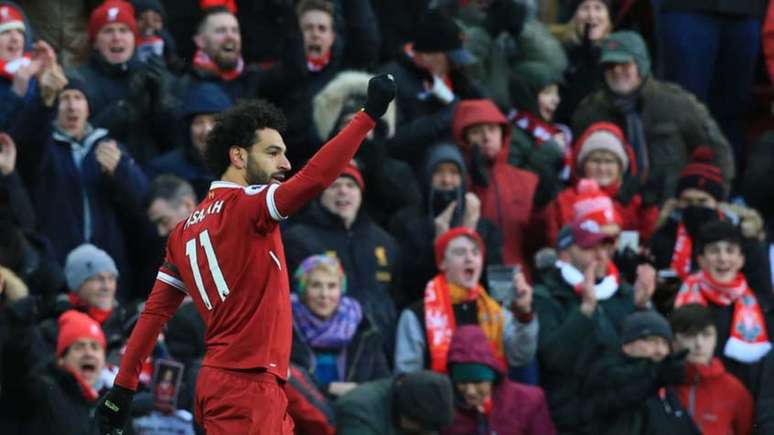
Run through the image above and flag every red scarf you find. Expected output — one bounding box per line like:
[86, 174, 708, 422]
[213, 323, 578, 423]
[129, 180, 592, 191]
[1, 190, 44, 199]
[68, 293, 113, 325]
[676, 271, 771, 363]
[307, 49, 331, 72]
[507, 108, 561, 145]
[670, 224, 693, 280]
[0, 54, 30, 81]
[192, 49, 243, 81]
[63, 366, 99, 402]
[423, 274, 506, 373]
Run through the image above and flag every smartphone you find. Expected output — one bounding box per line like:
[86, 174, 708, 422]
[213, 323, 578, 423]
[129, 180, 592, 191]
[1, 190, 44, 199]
[486, 264, 519, 304]
[617, 230, 640, 254]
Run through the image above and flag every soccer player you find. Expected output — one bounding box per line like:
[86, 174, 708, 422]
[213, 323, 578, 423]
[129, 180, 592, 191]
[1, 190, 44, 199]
[96, 74, 396, 434]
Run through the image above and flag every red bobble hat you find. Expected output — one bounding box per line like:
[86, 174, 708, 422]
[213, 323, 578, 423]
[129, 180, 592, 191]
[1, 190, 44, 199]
[572, 178, 623, 229]
[88, 0, 138, 43]
[56, 310, 106, 357]
[434, 227, 485, 267]
[676, 147, 724, 201]
[0, 4, 24, 34]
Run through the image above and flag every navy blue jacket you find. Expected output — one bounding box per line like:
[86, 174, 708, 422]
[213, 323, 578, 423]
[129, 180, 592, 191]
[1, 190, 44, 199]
[11, 99, 149, 299]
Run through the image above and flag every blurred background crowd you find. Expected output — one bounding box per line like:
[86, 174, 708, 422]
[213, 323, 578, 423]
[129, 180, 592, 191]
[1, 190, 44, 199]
[0, 0, 773, 434]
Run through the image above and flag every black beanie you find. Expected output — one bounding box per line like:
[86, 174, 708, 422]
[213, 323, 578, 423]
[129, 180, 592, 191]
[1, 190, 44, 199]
[622, 310, 673, 344]
[394, 371, 454, 430]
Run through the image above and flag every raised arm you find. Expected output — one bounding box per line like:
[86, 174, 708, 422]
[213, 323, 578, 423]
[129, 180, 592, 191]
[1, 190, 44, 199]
[273, 74, 395, 218]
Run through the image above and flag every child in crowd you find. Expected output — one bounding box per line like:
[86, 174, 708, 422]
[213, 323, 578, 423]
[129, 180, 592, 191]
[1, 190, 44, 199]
[670, 304, 754, 435]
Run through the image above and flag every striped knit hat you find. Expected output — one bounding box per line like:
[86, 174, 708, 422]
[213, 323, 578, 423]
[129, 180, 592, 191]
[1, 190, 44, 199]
[677, 147, 724, 201]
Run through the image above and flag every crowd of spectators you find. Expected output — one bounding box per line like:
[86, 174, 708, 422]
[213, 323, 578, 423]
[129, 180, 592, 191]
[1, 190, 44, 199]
[1, 0, 774, 434]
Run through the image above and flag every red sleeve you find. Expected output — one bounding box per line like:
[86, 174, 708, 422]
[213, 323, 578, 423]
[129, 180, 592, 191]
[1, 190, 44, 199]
[273, 111, 375, 218]
[114, 261, 187, 391]
[764, 0, 774, 85]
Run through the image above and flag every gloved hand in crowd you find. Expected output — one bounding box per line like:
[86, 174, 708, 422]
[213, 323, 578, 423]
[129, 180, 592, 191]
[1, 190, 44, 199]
[96, 385, 134, 435]
[657, 349, 689, 386]
[363, 74, 396, 121]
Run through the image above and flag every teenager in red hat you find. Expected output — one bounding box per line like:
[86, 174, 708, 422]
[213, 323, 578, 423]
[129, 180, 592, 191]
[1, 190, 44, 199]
[394, 226, 537, 375]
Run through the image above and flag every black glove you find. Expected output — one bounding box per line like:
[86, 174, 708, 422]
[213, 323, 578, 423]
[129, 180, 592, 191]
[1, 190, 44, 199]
[143, 56, 171, 103]
[657, 349, 689, 386]
[97, 385, 134, 435]
[363, 74, 396, 121]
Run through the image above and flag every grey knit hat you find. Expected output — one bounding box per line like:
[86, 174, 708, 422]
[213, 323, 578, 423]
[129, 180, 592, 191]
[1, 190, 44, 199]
[64, 243, 118, 291]
[622, 310, 672, 344]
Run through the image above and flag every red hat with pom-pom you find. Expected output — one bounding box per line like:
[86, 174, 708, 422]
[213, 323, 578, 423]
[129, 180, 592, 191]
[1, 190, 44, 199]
[677, 147, 724, 200]
[572, 178, 623, 233]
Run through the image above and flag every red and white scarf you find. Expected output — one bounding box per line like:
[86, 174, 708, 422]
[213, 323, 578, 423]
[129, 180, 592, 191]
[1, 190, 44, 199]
[307, 49, 331, 72]
[0, 54, 30, 81]
[192, 49, 243, 81]
[676, 271, 771, 363]
[508, 108, 572, 178]
[670, 223, 693, 280]
[423, 274, 505, 373]
[556, 260, 621, 300]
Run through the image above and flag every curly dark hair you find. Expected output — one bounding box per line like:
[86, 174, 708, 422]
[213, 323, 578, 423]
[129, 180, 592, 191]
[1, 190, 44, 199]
[204, 99, 287, 178]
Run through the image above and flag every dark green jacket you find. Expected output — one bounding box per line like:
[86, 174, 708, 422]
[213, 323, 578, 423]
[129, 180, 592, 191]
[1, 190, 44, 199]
[571, 77, 734, 205]
[335, 378, 397, 435]
[533, 266, 637, 434]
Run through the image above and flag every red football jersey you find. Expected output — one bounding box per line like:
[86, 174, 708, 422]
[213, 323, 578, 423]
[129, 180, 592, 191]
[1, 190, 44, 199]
[114, 112, 375, 391]
[169, 181, 291, 376]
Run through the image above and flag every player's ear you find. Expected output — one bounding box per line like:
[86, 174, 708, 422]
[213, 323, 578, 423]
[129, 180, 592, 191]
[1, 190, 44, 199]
[228, 146, 247, 169]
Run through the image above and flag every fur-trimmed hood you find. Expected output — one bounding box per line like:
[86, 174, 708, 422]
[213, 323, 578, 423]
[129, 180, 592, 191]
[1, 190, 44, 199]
[313, 70, 397, 141]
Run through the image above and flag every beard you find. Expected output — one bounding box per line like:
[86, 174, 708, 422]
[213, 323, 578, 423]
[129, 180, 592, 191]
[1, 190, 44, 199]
[213, 49, 240, 70]
[245, 155, 275, 185]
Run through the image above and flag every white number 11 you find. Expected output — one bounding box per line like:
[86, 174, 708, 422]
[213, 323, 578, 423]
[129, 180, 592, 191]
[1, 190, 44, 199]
[185, 229, 229, 310]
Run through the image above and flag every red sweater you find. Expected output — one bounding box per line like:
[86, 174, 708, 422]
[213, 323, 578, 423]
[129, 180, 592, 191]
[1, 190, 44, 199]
[675, 358, 754, 435]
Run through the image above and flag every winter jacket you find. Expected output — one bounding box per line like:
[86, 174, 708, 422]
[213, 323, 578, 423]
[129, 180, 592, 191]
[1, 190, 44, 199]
[10, 99, 149, 300]
[452, 99, 542, 269]
[0, 1, 39, 130]
[388, 143, 504, 306]
[533, 265, 637, 433]
[554, 35, 605, 125]
[572, 77, 734, 205]
[547, 123, 658, 244]
[334, 377, 398, 435]
[394, 295, 538, 373]
[581, 351, 700, 435]
[291, 314, 390, 387]
[69, 53, 179, 165]
[0, 297, 101, 435]
[442, 325, 556, 435]
[660, 0, 766, 18]
[458, 3, 568, 111]
[758, 352, 774, 435]
[146, 81, 230, 199]
[380, 53, 484, 165]
[282, 202, 400, 354]
[648, 202, 774, 308]
[675, 358, 754, 435]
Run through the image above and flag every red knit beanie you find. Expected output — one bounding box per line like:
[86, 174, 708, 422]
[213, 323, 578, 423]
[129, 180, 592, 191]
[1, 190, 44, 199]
[677, 147, 724, 201]
[572, 178, 623, 229]
[88, 0, 138, 43]
[340, 163, 365, 192]
[434, 227, 485, 267]
[57, 310, 106, 357]
[0, 4, 24, 34]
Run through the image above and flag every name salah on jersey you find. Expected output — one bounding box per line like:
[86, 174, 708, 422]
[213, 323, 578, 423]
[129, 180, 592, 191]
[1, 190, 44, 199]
[184, 200, 225, 230]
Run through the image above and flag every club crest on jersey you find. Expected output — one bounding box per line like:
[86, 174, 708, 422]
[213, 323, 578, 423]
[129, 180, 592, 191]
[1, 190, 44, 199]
[184, 200, 225, 229]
